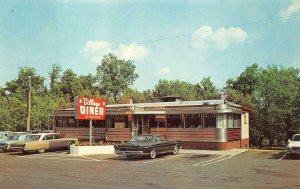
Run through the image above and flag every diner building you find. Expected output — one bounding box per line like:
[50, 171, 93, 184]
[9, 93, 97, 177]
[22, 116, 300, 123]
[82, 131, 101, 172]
[53, 96, 250, 150]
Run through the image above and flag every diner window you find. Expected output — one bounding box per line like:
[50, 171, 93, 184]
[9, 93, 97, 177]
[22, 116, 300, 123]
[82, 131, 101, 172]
[56, 117, 63, 127]
[185, 114, 202, 128]
[68, 117, 75, 127]
[204, 114, 216, 128]
[55, 116, 76, 128]
[108, 115, 128, 128]
[149, 115, 157, 128]
[167, 114, 182, 128]
[93, 120, 105, 128]
[227, 114, 241, 128]
[78, 120, 89, 127]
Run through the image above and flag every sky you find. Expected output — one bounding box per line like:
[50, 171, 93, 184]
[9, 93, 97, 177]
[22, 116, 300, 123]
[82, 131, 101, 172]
[0, 0, 300, 91]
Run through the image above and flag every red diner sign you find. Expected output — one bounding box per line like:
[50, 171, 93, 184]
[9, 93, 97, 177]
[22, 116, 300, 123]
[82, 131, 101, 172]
[74, 96, 106, 120]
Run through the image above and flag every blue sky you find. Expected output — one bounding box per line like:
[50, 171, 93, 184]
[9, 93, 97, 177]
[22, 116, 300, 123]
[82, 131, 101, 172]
[0, 0, 300, 91]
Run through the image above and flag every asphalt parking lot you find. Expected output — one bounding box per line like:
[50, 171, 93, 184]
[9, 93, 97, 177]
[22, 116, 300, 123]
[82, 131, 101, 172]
[0, 149, 299, 189]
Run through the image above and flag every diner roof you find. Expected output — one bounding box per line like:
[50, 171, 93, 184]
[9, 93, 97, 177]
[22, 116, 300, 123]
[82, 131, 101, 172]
[108, 99, 230, 108]
[53, 99, 250, 116]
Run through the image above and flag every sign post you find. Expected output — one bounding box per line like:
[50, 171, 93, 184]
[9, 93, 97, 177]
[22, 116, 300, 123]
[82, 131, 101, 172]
[89, 120, 93, 146]
[74, 96, 106, 146]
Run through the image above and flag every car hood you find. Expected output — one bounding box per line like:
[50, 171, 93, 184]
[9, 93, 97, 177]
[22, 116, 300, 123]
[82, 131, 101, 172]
[117, 142, 154, 148]
[287, 141, 300, 147]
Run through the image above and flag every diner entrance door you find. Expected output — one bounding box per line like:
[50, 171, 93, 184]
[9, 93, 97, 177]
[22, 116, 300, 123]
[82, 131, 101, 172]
[137, 115, 143, 135]
[136, 115, 150, 135]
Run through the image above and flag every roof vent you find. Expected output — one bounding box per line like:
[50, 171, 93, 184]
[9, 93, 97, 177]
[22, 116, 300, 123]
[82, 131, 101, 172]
[161, 95, 182, 102]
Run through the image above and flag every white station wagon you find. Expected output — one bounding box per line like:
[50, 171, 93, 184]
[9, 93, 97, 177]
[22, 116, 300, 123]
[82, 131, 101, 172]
[286, 134, 300, 156]
[9, 133, 78, 154]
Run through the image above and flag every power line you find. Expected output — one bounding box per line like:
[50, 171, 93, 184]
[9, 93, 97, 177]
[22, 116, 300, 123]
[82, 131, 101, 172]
[0, 12, 300, 70]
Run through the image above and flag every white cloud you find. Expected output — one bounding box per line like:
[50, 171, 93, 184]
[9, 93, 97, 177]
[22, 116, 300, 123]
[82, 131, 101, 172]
[279, 0, 300, 17]
[117, 43, 149, 61]
[158, 67, 171, 75]
[82, 40, 112, 63]
[82, 41, 149, 63]
[83, 40, 112, 52]
[191, 26, 248, 50]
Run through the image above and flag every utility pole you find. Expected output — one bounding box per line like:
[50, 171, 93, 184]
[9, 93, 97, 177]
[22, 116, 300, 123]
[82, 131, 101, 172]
[26, 76, 31, 131]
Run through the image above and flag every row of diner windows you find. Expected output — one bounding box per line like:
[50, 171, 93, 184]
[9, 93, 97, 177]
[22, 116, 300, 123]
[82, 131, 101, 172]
[55, 113, 242, 129]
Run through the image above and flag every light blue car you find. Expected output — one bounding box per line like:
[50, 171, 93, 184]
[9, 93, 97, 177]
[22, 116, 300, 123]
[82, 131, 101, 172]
[0, 131, 12, 143]
[0, 134, 29, 152]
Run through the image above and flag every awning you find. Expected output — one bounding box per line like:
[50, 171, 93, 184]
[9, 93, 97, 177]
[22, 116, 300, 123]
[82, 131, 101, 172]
[133, 111, 167, 115]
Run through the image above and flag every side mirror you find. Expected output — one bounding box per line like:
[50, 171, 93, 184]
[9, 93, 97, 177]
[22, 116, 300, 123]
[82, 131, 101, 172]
[288, 139, 291, 143]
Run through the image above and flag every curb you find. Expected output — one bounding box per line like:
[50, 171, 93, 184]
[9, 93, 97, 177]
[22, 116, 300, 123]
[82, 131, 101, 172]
[248, 149, 285, 152]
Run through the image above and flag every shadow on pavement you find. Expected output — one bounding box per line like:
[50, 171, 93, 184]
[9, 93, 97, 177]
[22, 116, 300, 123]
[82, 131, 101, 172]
[268, 151, 286, 159]
[181, 154, 211, 159]
[268, 151, 300, 160]
[6, 149, 70, 156]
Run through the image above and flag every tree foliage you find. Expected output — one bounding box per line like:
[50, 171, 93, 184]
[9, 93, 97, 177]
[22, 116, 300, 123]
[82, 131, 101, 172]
[153, 79, 197, 100]
[195, 77, 220, 100]
[96, 53, 139, 102]
[225, 64, 300, 147]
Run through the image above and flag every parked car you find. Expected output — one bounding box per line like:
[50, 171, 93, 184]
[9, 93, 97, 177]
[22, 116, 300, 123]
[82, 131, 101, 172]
[286, 134, 300, 156]
[0, 134, 30, 152]
[30, 130, 54, 134]
[9, 133, 78, 154]
[0, 131, 12, 142]
[114, 134, 181, 159]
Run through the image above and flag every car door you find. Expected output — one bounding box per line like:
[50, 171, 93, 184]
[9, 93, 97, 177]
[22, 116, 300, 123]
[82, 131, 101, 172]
[153, 136, 170, 153]
[26, 135, 48, 151]
[159, 135, 174, 152]
[53, 134, 70, 149]
[48, 134, 65, 150]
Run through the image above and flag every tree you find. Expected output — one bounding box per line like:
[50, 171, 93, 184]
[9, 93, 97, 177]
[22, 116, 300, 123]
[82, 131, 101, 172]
[225, 64, 261, 96]
[225, 64, 300, 147]
[118, 88, 154, 103]
[195, 77, 220, 100]
[60, 69, 83, 101]
[96, 53, 139, 102]
[0, 67, 46, 131]
[78, 74, 98, 97]
[153, 79, 197, 100]
[49, 64, 62, 95]
[31, 95, 56, 130]
[256, 65, 300, 144]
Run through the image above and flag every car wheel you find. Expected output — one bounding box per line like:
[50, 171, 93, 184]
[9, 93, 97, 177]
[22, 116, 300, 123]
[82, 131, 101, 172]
[150, 149, 157, 159]
[172, 145, 179, 155]
[37, 149, 46, 153]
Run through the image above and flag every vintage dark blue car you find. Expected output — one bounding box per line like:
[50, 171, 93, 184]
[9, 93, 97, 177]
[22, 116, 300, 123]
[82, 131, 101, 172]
[114, 134, 181, 159]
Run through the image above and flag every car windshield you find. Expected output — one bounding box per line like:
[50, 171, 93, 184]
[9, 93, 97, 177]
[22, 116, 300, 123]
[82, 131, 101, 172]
[130, 135, 153, 142]
[25, 135, 41, 141]
[18, 135, 28, 141]
[12, 135, 20, 140]
[292, 135, 300, 141]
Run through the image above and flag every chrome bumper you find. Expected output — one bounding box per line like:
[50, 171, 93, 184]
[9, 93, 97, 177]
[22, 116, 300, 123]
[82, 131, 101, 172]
[9, 147, 24, 151]
[115, 150, 147, 156]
